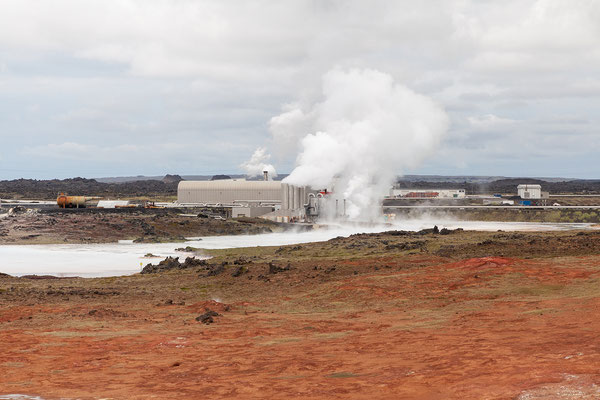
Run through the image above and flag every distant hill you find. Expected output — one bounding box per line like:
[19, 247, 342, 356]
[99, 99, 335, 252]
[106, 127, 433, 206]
[395, 177, 600, 194]
[398, 175, 577, 184]
[0, 176, 179, 200]
[96, 174, 290, 183]
[3, 174, 598, 200]
[162, 174, 183, 184]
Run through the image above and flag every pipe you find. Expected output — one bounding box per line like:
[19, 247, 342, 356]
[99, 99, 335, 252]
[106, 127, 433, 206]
[291, 185, 296, 211]
[283, 183, 289, 210]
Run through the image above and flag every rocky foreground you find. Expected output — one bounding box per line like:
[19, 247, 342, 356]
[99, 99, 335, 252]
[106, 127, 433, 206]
[1, 229, 600, 398]
[0, 208, 285, 244]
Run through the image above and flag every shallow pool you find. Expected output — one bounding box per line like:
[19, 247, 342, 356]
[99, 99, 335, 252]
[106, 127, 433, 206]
[0, 220, 595, 277]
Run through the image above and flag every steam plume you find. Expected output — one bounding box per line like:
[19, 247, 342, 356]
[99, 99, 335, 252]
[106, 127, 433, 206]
[240, 147, 277, 180]
[273, 68, 449, 220]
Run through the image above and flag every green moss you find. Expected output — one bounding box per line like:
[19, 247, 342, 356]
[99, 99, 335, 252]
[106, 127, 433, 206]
[327, 372, 358, 378]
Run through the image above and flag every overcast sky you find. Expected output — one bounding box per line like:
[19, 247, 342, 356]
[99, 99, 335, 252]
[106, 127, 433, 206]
[1, 0, 599, 180]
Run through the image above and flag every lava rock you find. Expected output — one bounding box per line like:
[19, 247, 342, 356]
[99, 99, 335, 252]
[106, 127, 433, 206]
[268, 262, 291, 274]
[141, 256, 207, 274]
[196, 309, 221, 324]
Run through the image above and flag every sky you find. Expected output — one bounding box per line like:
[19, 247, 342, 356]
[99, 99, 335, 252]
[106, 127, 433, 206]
[0, 0, 599, 180]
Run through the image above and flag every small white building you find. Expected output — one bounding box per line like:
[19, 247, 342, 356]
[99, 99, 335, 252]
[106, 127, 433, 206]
[96, 200, 130, 208]
[391, 189, 466, 199]
[517, 184, 542, 199]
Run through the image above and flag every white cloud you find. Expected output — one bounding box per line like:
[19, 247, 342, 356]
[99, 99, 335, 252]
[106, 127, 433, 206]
[0, 0, 599, 178]
[467, 114, 515, 129]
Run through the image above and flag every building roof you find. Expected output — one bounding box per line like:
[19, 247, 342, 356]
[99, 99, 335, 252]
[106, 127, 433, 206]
[178, 180, 282, 190]
[517, 184, 542, 189]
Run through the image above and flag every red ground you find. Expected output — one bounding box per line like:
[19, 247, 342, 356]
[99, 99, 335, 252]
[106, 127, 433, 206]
[2, 251, 600, 399]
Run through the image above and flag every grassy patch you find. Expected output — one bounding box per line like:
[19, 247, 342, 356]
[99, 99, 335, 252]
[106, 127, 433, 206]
[273, 375, 306, 380]
[327, 371, 358, 378]
[512, 284, 565, 297]
[42, 329, 145, 338]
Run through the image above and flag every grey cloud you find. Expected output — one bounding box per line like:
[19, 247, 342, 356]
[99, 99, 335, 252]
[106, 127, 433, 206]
[0, 0, 599, 179]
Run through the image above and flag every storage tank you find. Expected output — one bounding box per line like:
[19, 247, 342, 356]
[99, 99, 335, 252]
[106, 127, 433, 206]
[56, 193, 100, 208]
[281, 183, 310, 211]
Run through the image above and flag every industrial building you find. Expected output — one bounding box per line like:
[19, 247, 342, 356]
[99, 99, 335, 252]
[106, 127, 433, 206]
[281, 183, 308, 211]
[177, 177, 311, 221]
[390, 189, 466, 199]
[177, 180, 283, 205]
[517, 184, 542, 199]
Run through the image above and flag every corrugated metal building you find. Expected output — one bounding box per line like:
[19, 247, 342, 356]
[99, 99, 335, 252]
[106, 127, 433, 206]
[177, 180, 282, 204]
[517, 184, 542, 199]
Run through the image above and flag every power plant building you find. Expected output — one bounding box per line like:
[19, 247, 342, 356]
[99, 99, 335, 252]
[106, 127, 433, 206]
[177, 179, 312, 222]
[177, 180, 283, 205]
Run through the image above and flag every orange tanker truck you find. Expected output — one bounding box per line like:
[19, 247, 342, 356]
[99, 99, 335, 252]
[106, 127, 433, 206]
[56, 193, 102, 208]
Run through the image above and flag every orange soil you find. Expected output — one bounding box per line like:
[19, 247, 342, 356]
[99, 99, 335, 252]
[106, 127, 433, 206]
[2, 255, 600, 399]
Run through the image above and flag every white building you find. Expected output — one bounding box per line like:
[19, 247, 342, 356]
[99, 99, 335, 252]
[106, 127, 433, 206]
[96, 200, 130, 208]
[391, 189, 466, 199]
[177, 180, 283, 205]
[517, 184, 542, 199]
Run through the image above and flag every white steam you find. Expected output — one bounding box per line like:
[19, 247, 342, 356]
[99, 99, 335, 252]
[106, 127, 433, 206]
[273, 68, 449, 220]
[240, 147, 277, 180]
